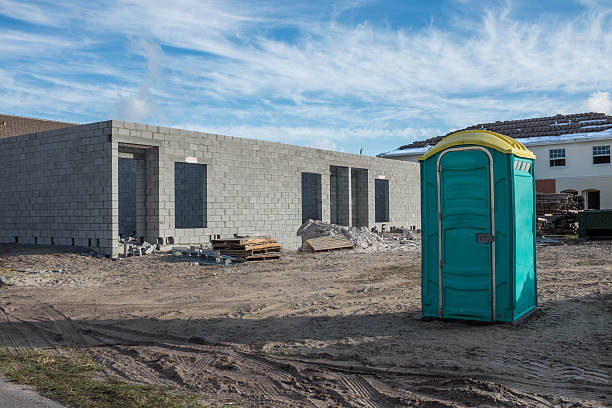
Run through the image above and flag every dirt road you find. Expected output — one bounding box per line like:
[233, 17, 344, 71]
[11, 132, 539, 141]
[0, 241, 610, 407]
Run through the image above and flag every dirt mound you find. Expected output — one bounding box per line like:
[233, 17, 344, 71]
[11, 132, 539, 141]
[297, 219, 419, 252]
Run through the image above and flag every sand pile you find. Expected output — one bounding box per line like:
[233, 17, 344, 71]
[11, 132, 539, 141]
[297, 219, 419, 252]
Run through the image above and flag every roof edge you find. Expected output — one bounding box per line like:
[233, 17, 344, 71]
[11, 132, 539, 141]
[418, 130, 536, 160]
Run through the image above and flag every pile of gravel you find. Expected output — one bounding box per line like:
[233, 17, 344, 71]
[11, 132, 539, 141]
[297, 219, 419, 252]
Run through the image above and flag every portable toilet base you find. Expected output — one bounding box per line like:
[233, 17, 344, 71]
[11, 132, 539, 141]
[419, 130, 537, 323]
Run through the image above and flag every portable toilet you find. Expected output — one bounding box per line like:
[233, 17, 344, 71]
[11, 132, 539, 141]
[419, 130, 537, 323]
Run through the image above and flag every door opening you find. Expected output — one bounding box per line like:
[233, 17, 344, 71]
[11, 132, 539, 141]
[118, 145, 148, 240]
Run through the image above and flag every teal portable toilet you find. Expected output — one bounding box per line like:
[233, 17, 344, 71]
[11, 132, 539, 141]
[420, 130, 537, 323]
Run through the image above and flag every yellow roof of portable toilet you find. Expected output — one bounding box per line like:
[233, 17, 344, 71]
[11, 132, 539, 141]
[418, 129, 536, 160]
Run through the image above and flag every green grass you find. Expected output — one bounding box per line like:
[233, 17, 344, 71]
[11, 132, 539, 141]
[0, 348, 202, 408]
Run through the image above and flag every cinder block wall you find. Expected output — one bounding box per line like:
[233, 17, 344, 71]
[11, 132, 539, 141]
[110, 120, 421, 255]
[0, 120, 421, 257]
[0, 122, 114, 255]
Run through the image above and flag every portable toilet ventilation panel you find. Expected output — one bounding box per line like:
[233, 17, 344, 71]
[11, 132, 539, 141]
[419, 130, 537, 323]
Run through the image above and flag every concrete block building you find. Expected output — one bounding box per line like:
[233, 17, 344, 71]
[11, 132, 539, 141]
[0, 114, 420, 258]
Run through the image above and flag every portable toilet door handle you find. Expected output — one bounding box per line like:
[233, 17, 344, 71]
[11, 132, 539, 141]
[436, 146, 496, 322]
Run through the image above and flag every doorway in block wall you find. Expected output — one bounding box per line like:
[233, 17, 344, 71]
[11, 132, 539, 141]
[301, 172, 322, 224]
[330, 165, 350, 226]
[351, 168, 369, 227]
[118, 145, 150, 241]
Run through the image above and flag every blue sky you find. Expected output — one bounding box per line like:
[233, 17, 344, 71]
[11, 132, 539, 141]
[1, 0, 611, 155]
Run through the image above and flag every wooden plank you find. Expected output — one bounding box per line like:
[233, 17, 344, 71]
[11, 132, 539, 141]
[212, 242, 281, 251]
[306, 234, 353, 252]
[211, 237, 276, 246]
[220, 248, 281, 257]
[243, 253, 281, 261]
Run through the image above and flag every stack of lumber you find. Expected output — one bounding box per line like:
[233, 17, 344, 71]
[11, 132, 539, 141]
[536, 193, 583, 236]
[211, 237, 280, 262]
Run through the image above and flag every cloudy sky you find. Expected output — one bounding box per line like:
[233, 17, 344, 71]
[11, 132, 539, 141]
[1, 0, 611, 155]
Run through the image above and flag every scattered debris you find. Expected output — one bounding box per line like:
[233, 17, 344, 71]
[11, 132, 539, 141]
[389, 226, 415, 238]
[18, 268, 68, 274]
[173, 247, 236, 266]
[536, 237, 563, 246]
[120, 238, 156, 257]
[305, 234, 354, 252]
[81, 249, 99, 257]
[211, 237, 281, 262]
[0, 276, 6, 288]
[536, 193, 583, 236]
[297, 220, 420, 252]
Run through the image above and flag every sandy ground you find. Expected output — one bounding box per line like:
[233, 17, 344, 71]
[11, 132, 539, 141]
[0, 241, 610, 407]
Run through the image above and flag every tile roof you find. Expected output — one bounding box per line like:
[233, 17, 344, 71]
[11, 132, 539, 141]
[0, 113, 77, 140]
[398, 112, 612, 150]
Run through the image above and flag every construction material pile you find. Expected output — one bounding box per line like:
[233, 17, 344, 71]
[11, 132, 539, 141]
[173, 246, 236, 265]
[297, 219, 419, 252]
[536, 193, 583, 236]
[119, 237, 156, 257]
[211, 237, 281, 262]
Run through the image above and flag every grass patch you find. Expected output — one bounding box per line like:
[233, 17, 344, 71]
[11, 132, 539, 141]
[0, 348, 202, 408]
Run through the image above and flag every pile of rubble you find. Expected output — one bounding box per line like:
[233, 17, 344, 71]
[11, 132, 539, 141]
[536, 193, 583, 236]
[297, 220, 420, 252]
[119, 237, 156, 257]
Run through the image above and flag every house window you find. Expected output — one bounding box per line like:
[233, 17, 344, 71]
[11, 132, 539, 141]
[549, 148, 566, 167]
[593, 145, 610, 164]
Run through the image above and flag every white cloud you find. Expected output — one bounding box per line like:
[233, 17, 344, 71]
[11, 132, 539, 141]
[113, 41, 165, 121]
[585, 91, 612, 114]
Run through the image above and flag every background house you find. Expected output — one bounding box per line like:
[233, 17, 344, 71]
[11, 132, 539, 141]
[379, 113, 612, 209]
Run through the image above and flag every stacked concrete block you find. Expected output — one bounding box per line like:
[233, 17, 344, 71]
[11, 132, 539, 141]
[1, 118, 421, 257]
[0, 122, 114, 256]
[108, 120, 420, 255]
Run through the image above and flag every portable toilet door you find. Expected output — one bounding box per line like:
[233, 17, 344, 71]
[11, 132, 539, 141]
[419, 130, 537, 323]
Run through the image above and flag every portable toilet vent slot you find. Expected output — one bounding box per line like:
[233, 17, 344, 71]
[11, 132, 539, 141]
[419, 130, 537, 323]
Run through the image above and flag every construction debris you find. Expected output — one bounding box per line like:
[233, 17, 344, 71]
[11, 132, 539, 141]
[0, 276, 6, 288]
[297, 220, 420, 252]
[173, 247, 236, 266]
[305, 234, 354, 252]
[211, 237, 281, 262]
[19, 268, 67, 274]
[120, 237, 156, 257]
[536, 193, 583, 236]
[81, 249, 101, 258]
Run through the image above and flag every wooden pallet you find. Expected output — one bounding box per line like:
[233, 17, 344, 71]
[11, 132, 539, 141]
[220, 248, 280, 257]
[306, 234, 353, 252]
[235, 253, 282, 262]
[211, 237, 281, 262]
[211, 237, 276, 246]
